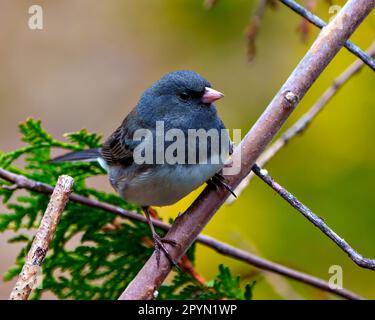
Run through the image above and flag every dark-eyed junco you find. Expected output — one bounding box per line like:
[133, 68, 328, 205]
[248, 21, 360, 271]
[52, 70, 233, 264]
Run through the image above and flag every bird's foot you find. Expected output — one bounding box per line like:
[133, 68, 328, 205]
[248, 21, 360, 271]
[153, 234, 179, 268]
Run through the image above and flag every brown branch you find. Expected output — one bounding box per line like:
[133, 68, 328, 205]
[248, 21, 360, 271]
[245, 0, 269, 61]
[229, 40, 375, 203]
[9, 175, 74, 300]
[120, 0, 374, 300]
[179, 255, 207, 285]
[252, 165, 375, 270]
[203, 0, 219, 10]
[0, 168, 362, 299]
[296, 0, 316, 42]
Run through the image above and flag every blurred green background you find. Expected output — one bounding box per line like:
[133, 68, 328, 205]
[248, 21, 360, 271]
[0, 0, 374, 299]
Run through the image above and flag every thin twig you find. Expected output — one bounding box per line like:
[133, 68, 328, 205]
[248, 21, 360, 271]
[0, 168, 361, 299]
[120, 0, 374, 300]
[199, 234, 362, 300]
[9, 175, 74, 300]
[279, 0, 375, 71]
[252, 165, 375, 270]
[228, 40, 375, 203]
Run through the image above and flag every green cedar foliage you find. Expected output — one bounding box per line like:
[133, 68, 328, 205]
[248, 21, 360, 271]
[0, 118, 255, 300]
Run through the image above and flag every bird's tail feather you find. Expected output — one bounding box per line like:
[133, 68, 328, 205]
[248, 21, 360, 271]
[50, 148, 101, 163]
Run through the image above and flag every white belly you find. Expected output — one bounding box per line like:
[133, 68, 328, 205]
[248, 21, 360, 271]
[120, 163, 222, 206]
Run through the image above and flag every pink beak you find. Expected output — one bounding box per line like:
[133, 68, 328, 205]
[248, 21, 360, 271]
[201, 87, 224, 104]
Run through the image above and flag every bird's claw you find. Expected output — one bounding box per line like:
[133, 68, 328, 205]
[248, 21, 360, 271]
[153, 234, 179, 268]
[208, 173, 237, 198]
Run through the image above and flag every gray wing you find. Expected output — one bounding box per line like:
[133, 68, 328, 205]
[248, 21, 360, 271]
[101, 111, 139, 167]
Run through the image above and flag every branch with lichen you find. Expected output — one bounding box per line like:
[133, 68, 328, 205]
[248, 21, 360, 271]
[9, 175, 74, 300]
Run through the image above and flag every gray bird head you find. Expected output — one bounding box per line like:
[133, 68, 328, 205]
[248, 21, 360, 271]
[136, 70, 225, 130]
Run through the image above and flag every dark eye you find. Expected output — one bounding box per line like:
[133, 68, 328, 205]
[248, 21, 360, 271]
[178, 92, 190, 102]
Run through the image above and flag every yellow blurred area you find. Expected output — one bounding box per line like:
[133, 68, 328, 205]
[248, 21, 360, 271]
[0, 0, 374, 299]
